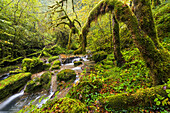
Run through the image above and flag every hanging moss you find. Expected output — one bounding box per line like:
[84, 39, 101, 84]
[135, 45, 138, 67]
[99, 83, 169, 111]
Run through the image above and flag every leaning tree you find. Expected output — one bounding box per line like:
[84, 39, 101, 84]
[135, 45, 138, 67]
[80, 0, 170, 86]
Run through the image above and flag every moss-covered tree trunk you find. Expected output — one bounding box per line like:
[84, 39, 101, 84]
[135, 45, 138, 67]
[99, 83, 169, 110]
[133, 0, 161, 49]
[112, 13, 125, 67]
[81, 0, 170, 85]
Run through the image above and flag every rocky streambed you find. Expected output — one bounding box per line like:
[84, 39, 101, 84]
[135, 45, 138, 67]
[0, 54, 95, 113]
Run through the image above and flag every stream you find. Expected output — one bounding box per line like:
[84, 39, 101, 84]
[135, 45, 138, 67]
[0, 55, 90, 113]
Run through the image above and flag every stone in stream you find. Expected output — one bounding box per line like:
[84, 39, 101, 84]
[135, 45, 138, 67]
[74, 61, 82, 67]
[51, 60, 61, 71]
[22, 58, 51, 74]
[24, 71, 51, 93]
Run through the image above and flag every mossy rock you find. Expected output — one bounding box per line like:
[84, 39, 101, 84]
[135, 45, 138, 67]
[22, 58, 50, 73]
[25, 72, 51, 93]
[32, 97, 87, 113]
[48, 56, 59, 63]
[92, 51, 107, 63]
[9, 69, 23, 74]
[53, 60, 61, 66]
[25, 77, 42, 93]
[57, 69, 76, 82]
[40, 71, 51, 90]
[51, 65, 60, 71]
[74, 61, 82, 67]
[0, 73, 31, 101]
[51, 60, 61, 71]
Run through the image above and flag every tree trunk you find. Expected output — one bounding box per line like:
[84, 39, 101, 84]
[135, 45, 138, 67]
[133, 0, 162, 49]
[81, 0, 170, 85]
[99, 83, 169, 110]
[112, 12, 125, 67]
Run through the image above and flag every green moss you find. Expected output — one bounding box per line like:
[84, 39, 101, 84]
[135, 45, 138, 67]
[51, 60, 61, 71]
[48, 56, 59, 63]
[25, 72, 51, 93]
[32, 97, 87, 113]
[74, 61, 82, 67]
[92, 51, 107, 63]
[0, 73, 31, 101]
[57, 69, 76, 82]
[22, 58, 49, 73]
[99, 83, 169, 111]
[9, 69, 23, 74]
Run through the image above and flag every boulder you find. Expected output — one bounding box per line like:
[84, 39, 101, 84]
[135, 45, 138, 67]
[57, 69, 76, 82]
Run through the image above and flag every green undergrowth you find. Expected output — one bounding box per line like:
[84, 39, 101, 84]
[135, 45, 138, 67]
[19, 97, 87, 113]
[66, 48, 169, 112]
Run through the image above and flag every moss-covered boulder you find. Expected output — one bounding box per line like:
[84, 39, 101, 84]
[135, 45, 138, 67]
[74, 61, 82, 67]
[92, 51, 107, 63]
[57, 69, 76, 82]
[30, 97, 87, 113]
[51, 60, 61, 71]
[22, 58, 50, 73]
[0, 73, 31, 101]
[48, 56, 59, 63]
[24, 77, 41, 93]
[25, 72, 51, 93]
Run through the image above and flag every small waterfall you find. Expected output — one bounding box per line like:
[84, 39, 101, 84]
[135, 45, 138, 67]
[0, 73, 10, 81]
[37, 82, 54, 108]
[0, 89, 24, 110]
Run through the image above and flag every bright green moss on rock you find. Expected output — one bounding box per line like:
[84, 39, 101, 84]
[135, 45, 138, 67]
[48, 56, 59, 63]
[74, 61, 82, 67]
[51, 60, 61, 71]
[32, 97, 87, 113]
[0, 73, 31, 101]
[25, 72, 51, 93]
[92, 51, 107, 63]
[57, 69, 76, 82]
[22, 58, 50, 73]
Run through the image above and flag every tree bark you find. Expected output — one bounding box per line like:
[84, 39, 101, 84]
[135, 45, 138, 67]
[112, 12, 125, 67]
[133, 0, 161, 49]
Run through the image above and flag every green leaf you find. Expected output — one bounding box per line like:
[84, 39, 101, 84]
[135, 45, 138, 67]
[156, 101, 161, 106]
[154, 98, 158, 102]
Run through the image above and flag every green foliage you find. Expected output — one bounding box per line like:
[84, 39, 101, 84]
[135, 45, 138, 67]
[46, 44, 66, 55]
[57, 69, 76, 82]
[29, 97, 88, 113]
[0, 73, 31, 100]
[0, 65, 19, 74]
[22, 57, 50, 73]
[9, 69, 23, 74]
[92, 51, 107, 63]
[48, 56, 59, 63]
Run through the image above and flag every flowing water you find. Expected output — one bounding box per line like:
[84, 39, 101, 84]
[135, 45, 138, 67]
[0, 55, 89, 113]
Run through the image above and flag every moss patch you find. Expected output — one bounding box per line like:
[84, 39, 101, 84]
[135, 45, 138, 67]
[25, 71, 51, 93]
[22, 58, 50, 73]
[48, 56, 59, 63]
[57, 69, 76, 82]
